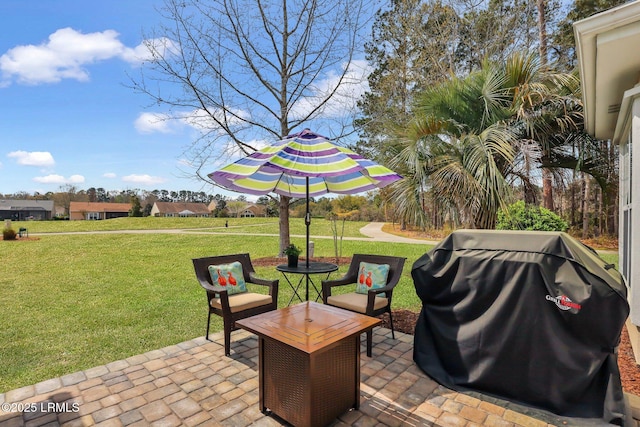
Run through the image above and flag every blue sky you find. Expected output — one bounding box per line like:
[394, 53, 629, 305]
[0, 1, 373, 199]
[0, 1, 239, 197]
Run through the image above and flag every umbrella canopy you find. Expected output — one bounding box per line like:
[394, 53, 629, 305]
[210, 129, 401, 198]
[209, 129, 402, 268]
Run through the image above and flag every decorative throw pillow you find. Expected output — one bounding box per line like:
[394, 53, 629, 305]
[355, 262, 390, 296]
[208, 261, 247, 295]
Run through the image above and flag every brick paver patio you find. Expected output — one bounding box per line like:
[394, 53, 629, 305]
[0, 328, 614, 426]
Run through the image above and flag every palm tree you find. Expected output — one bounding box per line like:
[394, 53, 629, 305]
[393, 60, 515, 229]
[503, 54, 582, 208]
[393, 52, 580, 229]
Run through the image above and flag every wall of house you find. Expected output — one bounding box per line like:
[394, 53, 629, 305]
[105, 212, 129, 219]
[0, 210, 46, 221]
[70, 211, 94, 220]
[0, 200, 54, 220]
[622, 94, 640, 362]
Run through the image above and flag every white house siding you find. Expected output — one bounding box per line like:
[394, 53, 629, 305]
[626, 96, 640, 326]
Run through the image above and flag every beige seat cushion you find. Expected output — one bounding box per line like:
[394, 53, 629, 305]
[327, 292, 388, 314]
[210, 292, 272, 313]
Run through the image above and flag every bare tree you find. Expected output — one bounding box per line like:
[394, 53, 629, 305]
[226, 200, 247, 218]
[51, 184, 82, 217]
[131, 0, 373, 254]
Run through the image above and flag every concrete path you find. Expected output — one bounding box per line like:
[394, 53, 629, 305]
[29, 222, 615, 255]
[1, 327, 589, 427]
[27, 222, 439, 245]
[358, 223, 618, 255]
[358, 222, 440, 245]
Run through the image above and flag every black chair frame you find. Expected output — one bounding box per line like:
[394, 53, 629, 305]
[193, 253, 278, 356]
[322, 254, 406, 357]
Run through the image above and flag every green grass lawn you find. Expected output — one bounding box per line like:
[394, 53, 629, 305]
[0, 220, 429, 392]
[0, 218, 620, 393]
[8, 216, 370, 238]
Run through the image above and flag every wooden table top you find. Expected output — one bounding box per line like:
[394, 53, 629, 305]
[236, 302, 381, 354]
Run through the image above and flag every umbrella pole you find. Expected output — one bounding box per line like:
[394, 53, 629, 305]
[305, 177, 311, 300]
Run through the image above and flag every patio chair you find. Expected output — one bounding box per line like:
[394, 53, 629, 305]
[193, 253, 278, 356]
[322, 254, 406, 357]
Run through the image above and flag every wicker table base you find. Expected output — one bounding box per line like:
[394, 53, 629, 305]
[236, 302, 381, 427]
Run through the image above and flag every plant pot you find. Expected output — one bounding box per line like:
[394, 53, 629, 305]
[287, 255, 299, 268]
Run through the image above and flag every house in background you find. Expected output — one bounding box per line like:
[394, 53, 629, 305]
[206, 200, 267, 217]
[150, 202, 210, 217]
[238, 203, 266, 218]
[54, 205, 67, 218]
[0, 199, 54, 220]
[575, 0, 640, 361]
[69, 202, 131, 220]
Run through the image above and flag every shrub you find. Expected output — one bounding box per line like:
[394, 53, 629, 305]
[3, 228, 17, 240]
[283, 244, 302, 256]
[497, 201, 568, 232]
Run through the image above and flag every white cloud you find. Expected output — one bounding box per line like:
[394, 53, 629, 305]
[33, 174, 85, 185]
[103, 172, 117, 178]
[135, 106, 251, 135]
[0, 28, 175, 86]
[8, 150, 55, 166]
[177, 159, 192, 168]
[122, 174, 167, 185]
[121, 37, 180, 65]
[181, 109, 217, 131]
[134, 109, 217, 135]
[133, 108, 250, 135]
[134, 112, 178, 134]
[249, 138, 271, 151]
[290, 59, 372, 119]
[186, 107, 251, 132]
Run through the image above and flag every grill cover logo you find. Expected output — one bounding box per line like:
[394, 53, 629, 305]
[546, 294, 582, 312]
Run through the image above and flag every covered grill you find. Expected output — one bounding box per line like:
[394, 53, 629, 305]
[412, 230, 629, 424]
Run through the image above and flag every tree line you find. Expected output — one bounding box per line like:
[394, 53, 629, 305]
[1, 185, 229, 217]
[354, 0, 626, 238]
[3, 185, 392, 222]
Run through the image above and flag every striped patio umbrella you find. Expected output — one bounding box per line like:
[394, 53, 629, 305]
[209, 129, 402, 266]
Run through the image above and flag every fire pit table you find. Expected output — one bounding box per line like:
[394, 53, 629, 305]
[236, 301, 380, 427]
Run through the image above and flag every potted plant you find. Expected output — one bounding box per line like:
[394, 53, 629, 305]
[284, 244, 302, 267]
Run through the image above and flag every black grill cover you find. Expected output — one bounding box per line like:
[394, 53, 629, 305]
[412, 230, 629, 424]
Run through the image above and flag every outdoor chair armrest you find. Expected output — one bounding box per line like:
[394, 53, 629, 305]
[322, 275, 356, 288]
[248, 273, 278, 287]
[198, 280, 227, 295]
[202, 285, 231, 308]
[368, 283, 394, 294]
[366, 286, 394, 311]
[322, 276, 357, 303]
[248, 273, 279, 296]
[212, 289, 233, 316]
[249, 273, 278, 286]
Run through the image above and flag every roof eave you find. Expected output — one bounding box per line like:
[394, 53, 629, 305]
[574, 1, 640, 140]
